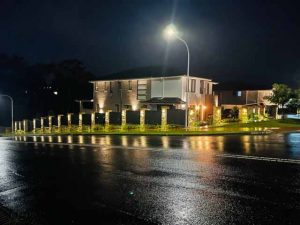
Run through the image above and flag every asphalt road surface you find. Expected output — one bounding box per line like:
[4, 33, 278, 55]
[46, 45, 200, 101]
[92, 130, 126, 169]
[0, 134, 300, 225]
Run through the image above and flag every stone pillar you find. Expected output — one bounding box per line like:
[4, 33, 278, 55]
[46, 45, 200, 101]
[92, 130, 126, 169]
[140, 109, 146, 131]
[78, 113, 83, 132]
[48, 116, 53, 132]
[105, 110, 111, 130]
[23, 120, 28, 132]
[41, 117, 44, 132]
[161, 106, 168, 129]
[121, 109, 127, 127]
[67, 113, 72, 127]
[91, 113, 95, 131]
[14, 121, 18, 132]
[239, 107, 248, 123]
[33, 119, 36, 132]
[213, 106, 222, 125]
[188, 109, 196, 127]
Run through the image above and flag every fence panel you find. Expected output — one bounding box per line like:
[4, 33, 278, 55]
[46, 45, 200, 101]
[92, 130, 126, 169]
[167, 109, 185, 126]
[109, 112, 121, 125]
[145, 110, 161, 125]
[126, 110, 140, 124]
[95, 113, 105, 125]
[82, 114, 91, 125]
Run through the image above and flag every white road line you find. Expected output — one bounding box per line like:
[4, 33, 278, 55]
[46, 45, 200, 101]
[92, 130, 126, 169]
[217, 154, 300, 164]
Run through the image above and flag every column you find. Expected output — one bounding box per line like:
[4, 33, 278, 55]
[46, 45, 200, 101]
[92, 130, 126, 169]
[212, 106, 222, 125]
[140, 109, 146, 131]
[161, 106, 168, 129]
[239, 107, 248, 123]
[121, 109, 127, 127]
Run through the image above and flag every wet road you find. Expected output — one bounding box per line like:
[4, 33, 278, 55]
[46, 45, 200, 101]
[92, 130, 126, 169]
[0, 134, 300, 225]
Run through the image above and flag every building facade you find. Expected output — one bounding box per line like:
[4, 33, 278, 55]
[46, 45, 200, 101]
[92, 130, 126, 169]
[217, 89, 277, 118]
[218, 90, 273, 108]
[89, 75, 217, 121]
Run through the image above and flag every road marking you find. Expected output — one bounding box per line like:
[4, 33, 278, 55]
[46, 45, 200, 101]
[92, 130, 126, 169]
[216, 154, 300, 164]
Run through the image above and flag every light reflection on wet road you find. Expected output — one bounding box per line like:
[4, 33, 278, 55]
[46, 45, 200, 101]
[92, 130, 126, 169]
[0, 133, 300, 224]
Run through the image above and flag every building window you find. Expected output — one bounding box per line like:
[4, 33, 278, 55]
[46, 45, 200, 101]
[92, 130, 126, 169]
[137, 80, 147, 100]
[206, 83, 210, 94]
[128, 81, 132, 90]
[109, 82, 113, 93]
[200, 80, 204, 94]
[124, 104, 132, 110]
[115, 104, 120, 112]
[118, 81, 122, 90]
[234, 91, 242, 97]
[104, 82, 108, 91]
[190, 79, 196, 92]
[94, 82, 99, 91]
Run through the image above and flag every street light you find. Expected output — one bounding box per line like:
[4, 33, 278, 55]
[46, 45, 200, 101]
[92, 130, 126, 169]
[163, 24, 190, 129]
[0, 94, 14, 133]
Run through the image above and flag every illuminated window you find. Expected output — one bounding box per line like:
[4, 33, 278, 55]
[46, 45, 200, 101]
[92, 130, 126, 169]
[200, 80, 204, 94]
[118, 81, 122, 90]
[190, 79, 196, 92]
[128, 81, 132, 90]
[206, 83, 210, 94]
[109, 82, 113, 93]
[137, 80, 147, 100]
[95, 82, 99, 91]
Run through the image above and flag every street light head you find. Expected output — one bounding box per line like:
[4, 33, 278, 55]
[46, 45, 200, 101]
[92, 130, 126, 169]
[163, 24, 178, 40]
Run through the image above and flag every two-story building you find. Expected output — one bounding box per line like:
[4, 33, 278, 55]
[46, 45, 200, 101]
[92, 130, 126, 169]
[88, 74, 217, 121]
[217, 89, 277, 117]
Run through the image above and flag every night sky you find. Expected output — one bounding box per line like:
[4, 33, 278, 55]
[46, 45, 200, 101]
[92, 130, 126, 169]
[1, 0, 300, 86]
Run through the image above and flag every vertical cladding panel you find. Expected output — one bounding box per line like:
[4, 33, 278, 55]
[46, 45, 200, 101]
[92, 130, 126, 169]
[52, 117, 58, 126]
[28, 121, 33, 131]
[43, 118, 49, 127]
[35, 119, 41, 128]
[95, 113, 105, 125]
[126, 110, 140, 124]
[145, 110, 162, 125]
[82, 114, 92, 125]
[109, 112, 121, 125]
[167, 109, 185, 126]
[71, 114, 79, 125]
[60, 116, 68, 126]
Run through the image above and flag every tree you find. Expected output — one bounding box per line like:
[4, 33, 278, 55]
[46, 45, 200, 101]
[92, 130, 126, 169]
[265, 83, 292, 116]
[287, 89, 300, 113]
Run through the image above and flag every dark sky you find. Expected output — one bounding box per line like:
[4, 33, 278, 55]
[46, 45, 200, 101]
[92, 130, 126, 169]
[1, 0, 300, 86]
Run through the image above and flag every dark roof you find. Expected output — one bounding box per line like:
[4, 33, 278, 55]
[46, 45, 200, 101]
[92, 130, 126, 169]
[142, 97, 185, 105]
[96, 66, 186, 81]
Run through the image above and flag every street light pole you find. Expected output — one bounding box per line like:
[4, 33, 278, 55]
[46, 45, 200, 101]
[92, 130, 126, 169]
[0, 94, 14, 133]
[163, 24, 190, 129]
[176, 36, 190, 129]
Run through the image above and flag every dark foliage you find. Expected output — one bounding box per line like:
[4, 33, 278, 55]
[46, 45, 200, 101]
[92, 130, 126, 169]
[0, 54, 95, 126]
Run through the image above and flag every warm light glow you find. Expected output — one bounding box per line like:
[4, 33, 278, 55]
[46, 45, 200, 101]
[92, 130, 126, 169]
[164, 24, 178, 40]
[195, 105, 200, 111]
[132, 104, 137, 111]
[203, 105, 207, 110]
[181, 104, 186, 109]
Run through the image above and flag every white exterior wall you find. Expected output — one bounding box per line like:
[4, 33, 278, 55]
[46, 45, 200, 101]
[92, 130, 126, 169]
[182, 76, 213, 105]
[151, 77, 183, 98]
